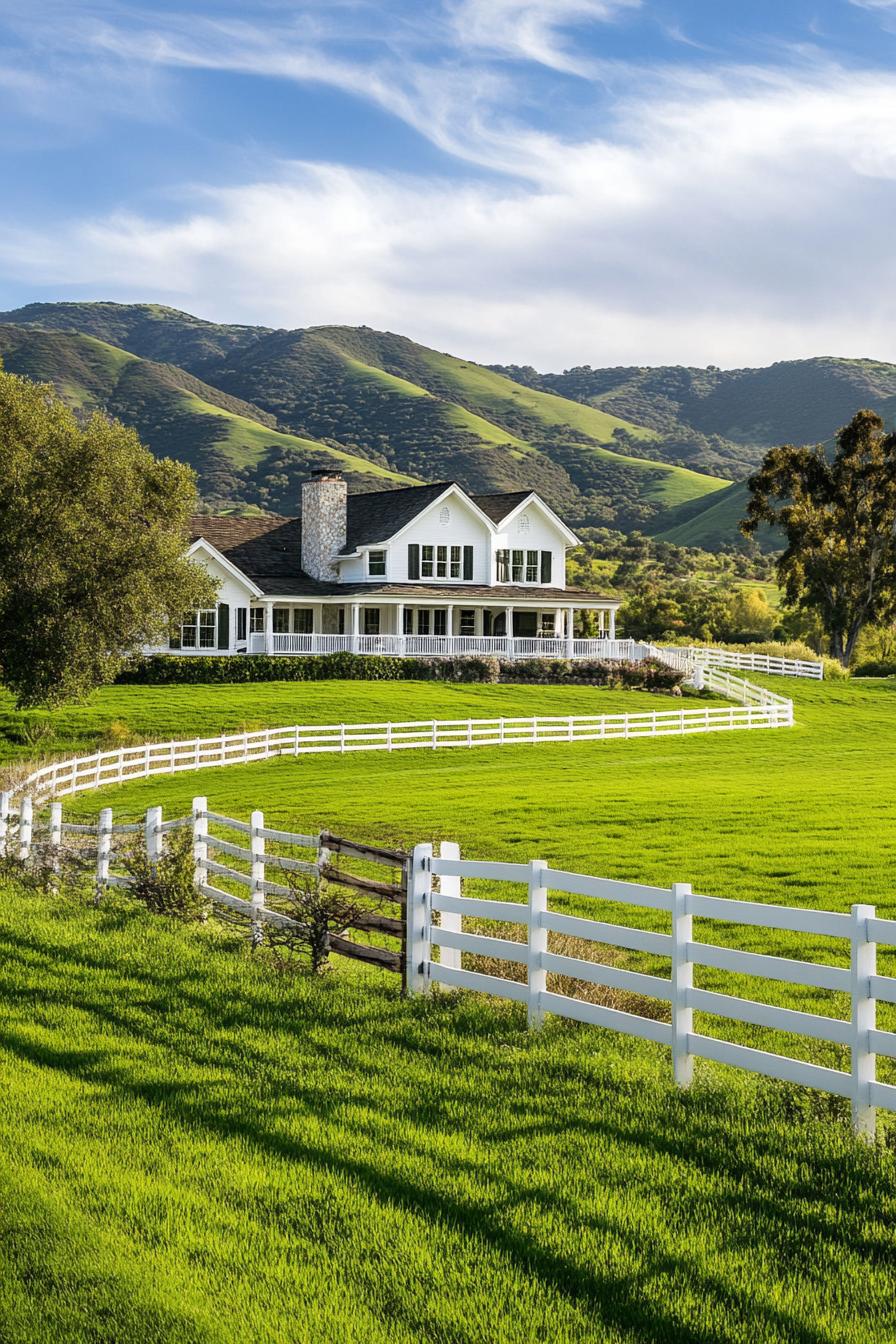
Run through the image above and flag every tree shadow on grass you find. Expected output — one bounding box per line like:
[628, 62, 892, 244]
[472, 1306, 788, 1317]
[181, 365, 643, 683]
[0, 1021, 865, 1344]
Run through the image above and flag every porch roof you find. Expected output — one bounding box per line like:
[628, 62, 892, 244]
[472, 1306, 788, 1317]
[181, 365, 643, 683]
[257, 583, 618, 606]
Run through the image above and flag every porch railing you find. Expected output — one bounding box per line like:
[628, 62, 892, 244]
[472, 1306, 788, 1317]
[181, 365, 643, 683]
[247, 634, 639, 659]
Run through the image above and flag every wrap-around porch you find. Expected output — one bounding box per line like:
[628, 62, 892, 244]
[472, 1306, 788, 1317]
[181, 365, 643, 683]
[246, 598, 617, 657]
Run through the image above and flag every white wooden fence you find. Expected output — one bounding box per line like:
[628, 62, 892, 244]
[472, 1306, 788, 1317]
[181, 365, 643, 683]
[681, 647, 824, 680]
[407, 843, 896, 1140]
[9, 688, 793, 808]
[4, 790, 893, 1139]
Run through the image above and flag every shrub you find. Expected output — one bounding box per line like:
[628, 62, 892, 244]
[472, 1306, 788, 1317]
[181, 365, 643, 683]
[852, 659, 896, 678]
[497, 657, 684, 692]
[118, 652, 683, 692]
[121, 829, 209, 921]
[264, 871, 379, 975]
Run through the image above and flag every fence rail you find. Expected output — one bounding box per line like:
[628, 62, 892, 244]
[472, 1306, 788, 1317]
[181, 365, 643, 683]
[4, 791, 892, 1138]
[407, 844, 896, 1140]
[9, 683, 792, 809]
[0, 794, 406, 972]
[245, 634, 642, 660]
[680, 647, 824, 680]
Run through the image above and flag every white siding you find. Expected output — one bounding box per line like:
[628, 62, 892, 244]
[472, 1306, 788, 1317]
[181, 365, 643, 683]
[492, 502, 568, 591]
[395, 493, 491, 583]
[190, 553, 257, 652]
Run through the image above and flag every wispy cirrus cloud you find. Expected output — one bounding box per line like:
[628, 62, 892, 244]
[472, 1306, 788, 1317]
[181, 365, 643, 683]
[447, 0, 641, 72]
[4, 58, 896, 368]
[1, 1, 896, 368]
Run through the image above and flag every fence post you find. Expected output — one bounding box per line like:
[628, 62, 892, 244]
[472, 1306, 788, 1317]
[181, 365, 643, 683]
[671, 882, 693, 1087]
[437, 841, 461, 972]
[250, 809, 265, 946]
[406, 842, 433, 996]
[49, 801, 63, 875]
[0, 791, 9, 858]
[18, 796, 33, 862]
[527, 859, 549, 1029]
[192, 796, 208, 895]
[95, 807, 112, 901]
[145, 805, 163, 868]
[850, 903, 877, 1142]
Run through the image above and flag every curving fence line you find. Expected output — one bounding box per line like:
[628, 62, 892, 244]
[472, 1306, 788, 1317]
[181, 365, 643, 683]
[679, 647, 824, 680]
[3, 664, 794, 812]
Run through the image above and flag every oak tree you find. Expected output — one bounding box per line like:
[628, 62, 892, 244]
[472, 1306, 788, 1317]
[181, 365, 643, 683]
[0, 371, 216, 706]
[741, 410, 896, 666]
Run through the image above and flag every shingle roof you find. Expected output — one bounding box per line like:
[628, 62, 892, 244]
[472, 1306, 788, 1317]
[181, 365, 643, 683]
[344, 482, 451, 549]
[188, 483, 612, 603]
[470, 491, 533, 524]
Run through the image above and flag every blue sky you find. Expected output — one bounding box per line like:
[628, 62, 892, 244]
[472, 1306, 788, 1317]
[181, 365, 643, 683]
[1, 1, 895, 368]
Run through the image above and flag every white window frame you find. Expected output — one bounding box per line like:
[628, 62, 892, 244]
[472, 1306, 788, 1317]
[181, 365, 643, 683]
[181, 608, 217, 649]
[368, 550, 386, 577]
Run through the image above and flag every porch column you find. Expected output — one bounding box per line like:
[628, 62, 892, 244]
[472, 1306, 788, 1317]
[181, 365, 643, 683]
[566, 606, 574, 659]
[609, 608, 616, 641]
[264, 601, 274, 655]
[445, 603, 454, 642]
[474, 608, 484, 637]
[350, 602, 360, 653]
[395, 602, 404, 644]
[505, 605, 514, 656]
[598, 609, 606, 638]
[554, 608, 563, 638]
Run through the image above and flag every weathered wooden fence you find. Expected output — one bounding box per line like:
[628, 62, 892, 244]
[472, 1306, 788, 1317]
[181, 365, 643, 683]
[0, 794, 406, 974]
[4, 792, 894, 1139]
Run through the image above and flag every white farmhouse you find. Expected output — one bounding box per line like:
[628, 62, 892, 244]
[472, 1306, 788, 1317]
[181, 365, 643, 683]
[167, 472, 620, 657]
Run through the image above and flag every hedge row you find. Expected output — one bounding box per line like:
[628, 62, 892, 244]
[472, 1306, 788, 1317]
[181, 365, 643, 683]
[118, 653, 685, 692]
[852, 660, 896, 678]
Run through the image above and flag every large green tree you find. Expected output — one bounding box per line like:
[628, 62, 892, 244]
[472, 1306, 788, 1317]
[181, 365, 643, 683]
[0, 371, 216, 706]
[741, 409, 896, 665]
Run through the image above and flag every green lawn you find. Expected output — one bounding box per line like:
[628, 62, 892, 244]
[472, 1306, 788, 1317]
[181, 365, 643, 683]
[0, 681, 672, 766]
[1, 882, 893, 1344]
[3, 674, 896, 1340]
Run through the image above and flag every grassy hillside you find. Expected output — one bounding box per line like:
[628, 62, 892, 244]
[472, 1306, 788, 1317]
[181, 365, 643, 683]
[0, 303, 729, 529]
[0, 325, 416, 510]
[494, 355, 896, 486]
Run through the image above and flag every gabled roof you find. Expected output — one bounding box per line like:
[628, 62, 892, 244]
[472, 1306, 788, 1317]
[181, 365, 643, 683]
[469, 491, 533, 525]
[344, 482, 452, 550]
[187, 479, 589, 597]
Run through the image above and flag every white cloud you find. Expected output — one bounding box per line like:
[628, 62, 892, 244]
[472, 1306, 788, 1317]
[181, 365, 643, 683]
[4, 65, 896, 369]
[448, 0, 640, 72]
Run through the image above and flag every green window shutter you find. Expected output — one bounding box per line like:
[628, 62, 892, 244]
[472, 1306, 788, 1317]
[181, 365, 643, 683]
[217, 602, 230, 650]
[463, 545, 474, 580]
[540, 551, 552, 584]
[408, 544, 420, 579]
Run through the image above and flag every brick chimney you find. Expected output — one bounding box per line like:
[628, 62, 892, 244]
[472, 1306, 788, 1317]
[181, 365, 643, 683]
[301, 469, 347, 581]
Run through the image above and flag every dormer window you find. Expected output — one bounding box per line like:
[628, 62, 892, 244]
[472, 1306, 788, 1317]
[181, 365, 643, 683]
[368, 550, 386, 577]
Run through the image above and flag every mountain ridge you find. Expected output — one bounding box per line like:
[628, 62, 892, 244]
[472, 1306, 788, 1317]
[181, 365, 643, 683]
[0, 302, 728, 530]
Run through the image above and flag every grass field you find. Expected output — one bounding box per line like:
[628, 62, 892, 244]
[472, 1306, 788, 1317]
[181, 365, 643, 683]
[1, 881, 894, 1344]
[0, 681, 666, 766]
[3, 675, 896, 1341]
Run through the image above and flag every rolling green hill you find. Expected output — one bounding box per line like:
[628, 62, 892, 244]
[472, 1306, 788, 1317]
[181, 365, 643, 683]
[492, 355, 896, 489]
[0, 324, 417, 511]
[0, 303, 729, 528]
